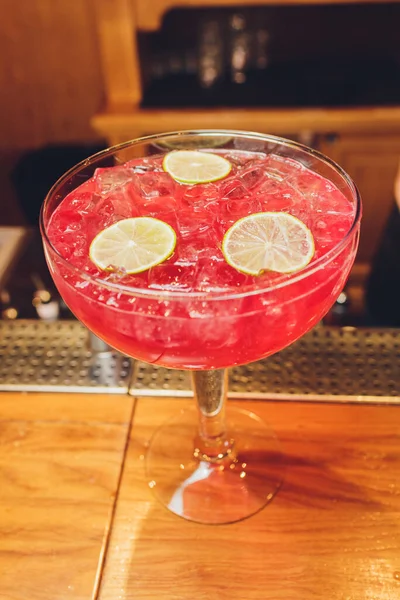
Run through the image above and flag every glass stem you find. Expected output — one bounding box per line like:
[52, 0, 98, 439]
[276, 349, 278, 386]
[191, 369, 235, 463]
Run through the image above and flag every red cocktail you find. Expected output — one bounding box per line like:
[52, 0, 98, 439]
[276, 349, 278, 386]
[41, 131, 361, 523]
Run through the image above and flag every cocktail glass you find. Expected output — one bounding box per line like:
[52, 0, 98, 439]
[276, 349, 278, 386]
[40, 131, 361, 524]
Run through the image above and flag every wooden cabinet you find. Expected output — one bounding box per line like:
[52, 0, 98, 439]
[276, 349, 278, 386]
[92, 0, 400, 144]
[320, 135, 400, 267]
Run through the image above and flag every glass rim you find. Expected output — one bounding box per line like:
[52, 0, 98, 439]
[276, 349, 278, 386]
[40, 129, 362, 301]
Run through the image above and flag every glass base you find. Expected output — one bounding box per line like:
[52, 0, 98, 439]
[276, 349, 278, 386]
[146, 406, 284, 524]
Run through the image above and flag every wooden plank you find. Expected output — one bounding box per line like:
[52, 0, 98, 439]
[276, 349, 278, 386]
[135, 0, 400, 31]
[0, 392, 134, 600]
[0, 0, 103, 148]
[0, 500, 112, 600]
[0, 392, 133, 424]
[98, 397, 400, 600]
[91, 106, 400, 141]
[95, 0, 142, 107]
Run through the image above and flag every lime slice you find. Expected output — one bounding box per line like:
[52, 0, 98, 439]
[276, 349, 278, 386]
[163, 150, 231, 184]
[222, 212, 315, 276]
[89, 217, 176, 274]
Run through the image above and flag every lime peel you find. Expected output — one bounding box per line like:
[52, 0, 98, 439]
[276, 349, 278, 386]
[163, 150, 232, 184]
[222, 212, 315, 276]
[89, 217, 176, 275]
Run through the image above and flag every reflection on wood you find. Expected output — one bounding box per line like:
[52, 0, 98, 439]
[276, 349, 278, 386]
[98, 398, 400, 600]
[0, 392, 133, 600]
[92, 106, 400, 142]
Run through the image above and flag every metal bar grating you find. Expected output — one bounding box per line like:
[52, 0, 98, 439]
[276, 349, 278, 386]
[0, 320, 132, 393]
[131, 327, 400, 402]
[0, 320, 399, 402]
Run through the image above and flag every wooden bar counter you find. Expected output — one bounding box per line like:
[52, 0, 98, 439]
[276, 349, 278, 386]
[1, 392, 400, 599]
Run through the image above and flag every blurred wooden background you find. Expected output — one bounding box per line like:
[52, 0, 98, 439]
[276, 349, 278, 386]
[0, 0, 103, 149]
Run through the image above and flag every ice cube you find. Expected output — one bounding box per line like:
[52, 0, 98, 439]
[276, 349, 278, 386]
[239, 163, 267, 191]
[186, 305, 242, 348]
[216, 197, 263, 234]
[310, 212, 353, 256]
[255, 174, 306, 214]
[94, 167, 134, 195]
[52, 235, 74, 260]
[177, 206, 215, 238]
[254, 173, 286, 196]
[50, 208, 83, 234]
[125, 156, 164, 172]
[175, 226, 222, 264]
[131, 171, 176, 199]
[49, 209, 88, 262]
[138, 194, 177, 215]
[133, 196, 178, 233]
[223, 151, 254, 170]
[257, 191, 296, 213]
[100, 191, 139, 219]
[287, 171, 331, 201]
[195, 260, 253, 292]
[227, 197, 262, 217]
[67, 190, 97, 215]
[220, 178, 250, 200]
[181, 183, 219, 212]
[314, 188, 355, 215]
[87, 193, 137, 237]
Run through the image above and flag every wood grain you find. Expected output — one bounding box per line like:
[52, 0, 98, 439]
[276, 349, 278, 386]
[0, 392, 133, 424]
[98, 397, 400, 600]
[0, 392, 134, 600]
[0, 0, 103, 149]
[91, 106, 400, 142]
[320, 134, 400, 264]
[96, 0, 142, 107]
[135, 0, 400, 31]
